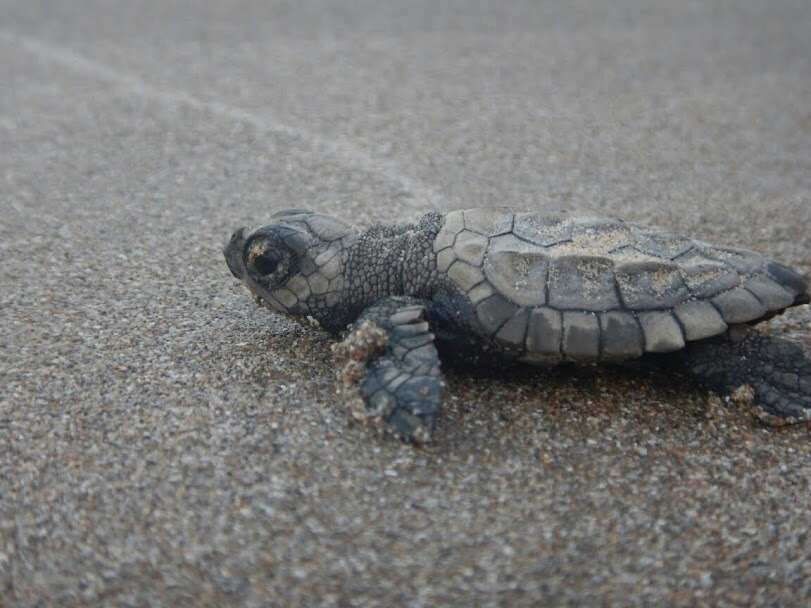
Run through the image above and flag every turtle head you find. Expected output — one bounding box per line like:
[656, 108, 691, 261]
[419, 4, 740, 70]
[224, 209, 354, 316]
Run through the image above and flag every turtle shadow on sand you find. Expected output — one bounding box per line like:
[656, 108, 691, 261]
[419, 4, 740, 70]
[437, 359, 710, 435]
[436, 316, 811, 447]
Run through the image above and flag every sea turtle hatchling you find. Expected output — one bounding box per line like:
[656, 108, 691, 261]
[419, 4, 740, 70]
[224, 208, 811, 442]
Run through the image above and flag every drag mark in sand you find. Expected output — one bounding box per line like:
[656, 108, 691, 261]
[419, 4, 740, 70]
[0, 30, 446, 213]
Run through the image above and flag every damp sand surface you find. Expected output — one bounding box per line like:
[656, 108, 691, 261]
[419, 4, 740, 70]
[2, 1, 811, 605]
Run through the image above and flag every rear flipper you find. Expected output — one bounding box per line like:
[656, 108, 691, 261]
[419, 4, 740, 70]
[677, 328, 811, 425]
[332, 297, 444, 443]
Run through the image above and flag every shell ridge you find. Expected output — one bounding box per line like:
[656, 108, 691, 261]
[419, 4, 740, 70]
[742, 284, 766, 307]
[597, 312, 606, 360]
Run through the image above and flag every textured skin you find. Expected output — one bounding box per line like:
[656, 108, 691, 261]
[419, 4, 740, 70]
[224, 209, 443, 333]
[224, 208, 811, 441]
[333, 297, 443, 441]
[673, 329, 811, 424]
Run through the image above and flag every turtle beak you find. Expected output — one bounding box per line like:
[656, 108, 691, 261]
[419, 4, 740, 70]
[224, 227, 248, 279]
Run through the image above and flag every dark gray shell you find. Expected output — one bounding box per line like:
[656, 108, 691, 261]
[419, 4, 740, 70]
[433, 208, 806, 362]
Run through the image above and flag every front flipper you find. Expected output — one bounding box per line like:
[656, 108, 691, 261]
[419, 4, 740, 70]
[332, 297, 444, 442]
[677, 328, 811, 425]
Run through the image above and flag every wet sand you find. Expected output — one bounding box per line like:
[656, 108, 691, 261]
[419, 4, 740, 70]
[2, 1, 810, 605]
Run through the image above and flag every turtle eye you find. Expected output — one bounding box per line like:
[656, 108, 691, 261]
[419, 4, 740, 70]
[252, 250, 281, 276]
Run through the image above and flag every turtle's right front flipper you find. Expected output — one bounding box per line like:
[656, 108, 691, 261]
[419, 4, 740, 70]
[333, 297, 444, 443]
